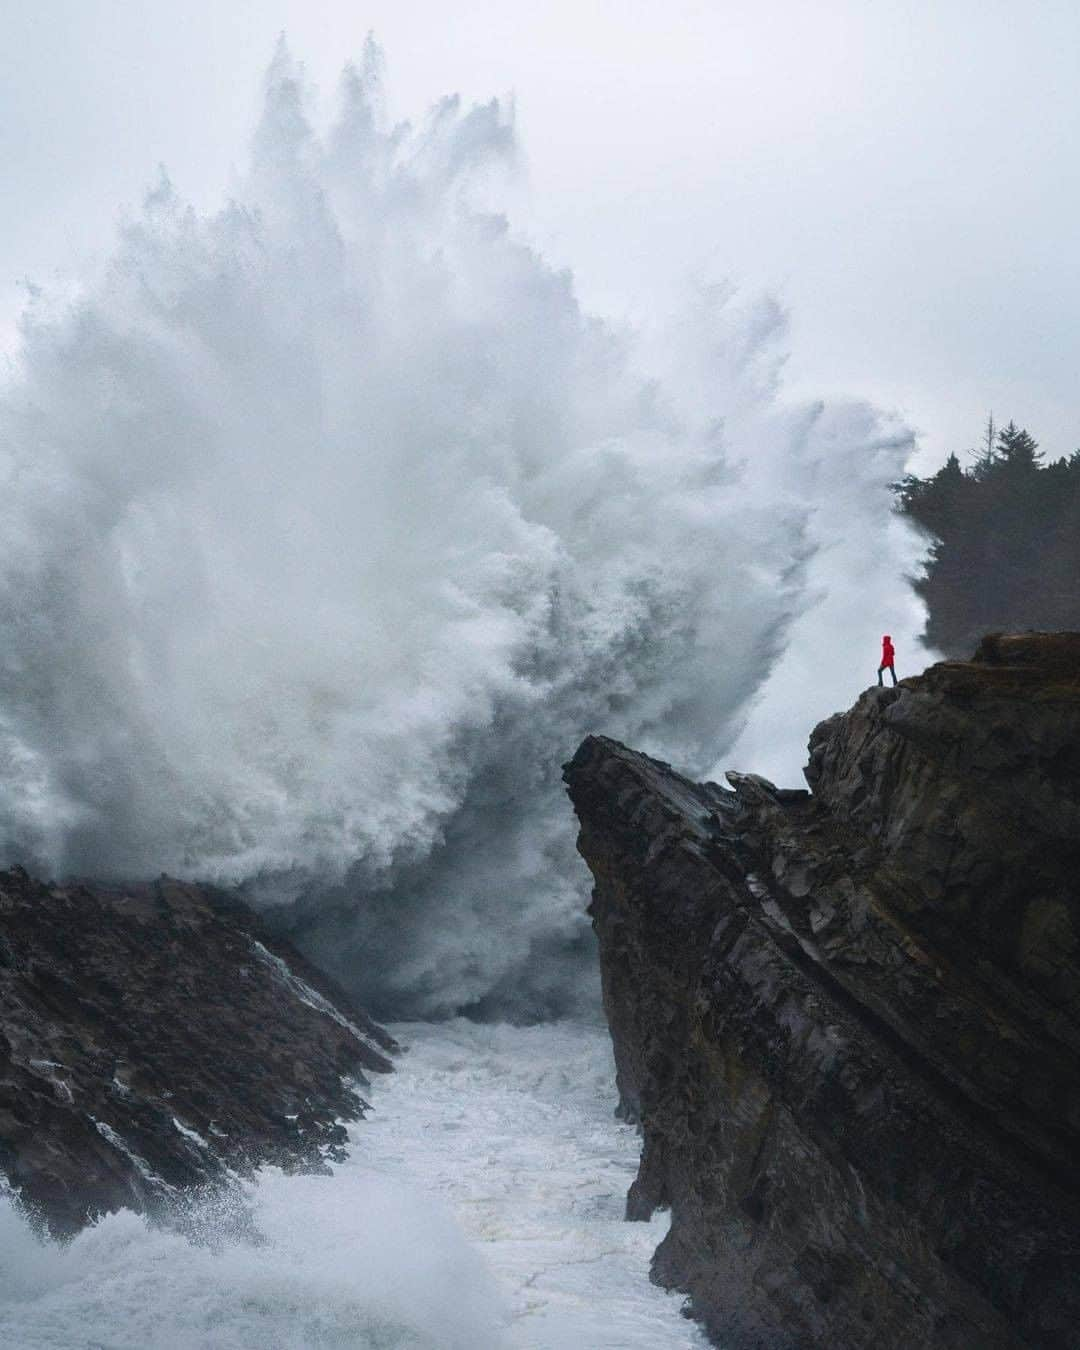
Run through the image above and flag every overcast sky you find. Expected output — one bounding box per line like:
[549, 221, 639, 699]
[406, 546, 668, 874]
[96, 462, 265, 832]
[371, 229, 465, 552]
[3, 0, 1078, 470]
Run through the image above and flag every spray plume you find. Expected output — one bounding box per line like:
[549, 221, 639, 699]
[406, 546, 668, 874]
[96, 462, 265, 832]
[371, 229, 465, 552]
[0, 40, 927, 1016]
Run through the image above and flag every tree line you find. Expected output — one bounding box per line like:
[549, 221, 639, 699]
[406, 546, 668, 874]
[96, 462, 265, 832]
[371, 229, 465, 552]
[895, 416, 1080, 657]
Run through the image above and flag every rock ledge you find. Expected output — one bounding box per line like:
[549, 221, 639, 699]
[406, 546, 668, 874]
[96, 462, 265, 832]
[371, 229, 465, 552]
[565, 633, 1080, 1349]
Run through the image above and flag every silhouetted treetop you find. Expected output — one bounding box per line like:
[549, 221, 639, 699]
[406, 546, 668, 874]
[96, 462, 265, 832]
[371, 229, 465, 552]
[896, 419, 1080, 656]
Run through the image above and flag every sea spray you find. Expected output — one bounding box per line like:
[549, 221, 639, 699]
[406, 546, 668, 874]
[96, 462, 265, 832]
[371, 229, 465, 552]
[0, 40, 927, 1017]
[0, 1021, 706, 1349]
[0, 1164, 506, 1349]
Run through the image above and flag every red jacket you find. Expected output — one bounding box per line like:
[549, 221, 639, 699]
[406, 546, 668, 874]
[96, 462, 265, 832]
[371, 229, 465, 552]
[881, 637, 895, 666]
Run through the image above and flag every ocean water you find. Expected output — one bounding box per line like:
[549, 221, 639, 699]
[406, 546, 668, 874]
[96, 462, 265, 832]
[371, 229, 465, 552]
[362, 1021, 707, 1348]
[0, 1021, 706, 1349]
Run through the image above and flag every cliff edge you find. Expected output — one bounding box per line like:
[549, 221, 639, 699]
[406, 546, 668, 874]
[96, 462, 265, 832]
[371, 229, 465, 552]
[565, 633, 1080, 1349]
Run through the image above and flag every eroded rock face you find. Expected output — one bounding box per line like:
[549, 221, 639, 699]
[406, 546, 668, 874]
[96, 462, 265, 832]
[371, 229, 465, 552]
[0, 868, 397, 1236]
[565, 633, 1080, 1350]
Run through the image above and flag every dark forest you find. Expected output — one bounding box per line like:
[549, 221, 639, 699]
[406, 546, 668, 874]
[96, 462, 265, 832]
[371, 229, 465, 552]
[896, 417, 1080, 656]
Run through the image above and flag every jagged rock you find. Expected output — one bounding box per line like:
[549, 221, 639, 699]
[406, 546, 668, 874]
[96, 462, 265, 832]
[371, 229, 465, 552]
[0, 868, 397, 1236]
[565, 633, 1080, 1350]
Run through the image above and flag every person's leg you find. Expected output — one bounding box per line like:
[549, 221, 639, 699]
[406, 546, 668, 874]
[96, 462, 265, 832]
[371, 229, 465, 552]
[877, 664, 884, 686]
[889, 664, 897, 686]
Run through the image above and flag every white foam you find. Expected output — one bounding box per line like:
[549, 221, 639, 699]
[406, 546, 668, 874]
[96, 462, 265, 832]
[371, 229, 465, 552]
[0, 1022, 706, 1349]
[0, 1167, 503, 1349]
[361, 1020, 708, 1349]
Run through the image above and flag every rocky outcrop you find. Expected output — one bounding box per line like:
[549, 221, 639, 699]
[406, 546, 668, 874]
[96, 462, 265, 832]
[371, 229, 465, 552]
[0, 868, 396, 1236]
[565, 633, 1080, 1349]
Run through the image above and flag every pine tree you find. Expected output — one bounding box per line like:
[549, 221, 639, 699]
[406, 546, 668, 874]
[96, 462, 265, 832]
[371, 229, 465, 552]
[995, 420, 1041, 470]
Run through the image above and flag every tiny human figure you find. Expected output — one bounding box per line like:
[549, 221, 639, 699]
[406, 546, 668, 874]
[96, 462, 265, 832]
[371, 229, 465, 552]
[877, 634, 897, 686]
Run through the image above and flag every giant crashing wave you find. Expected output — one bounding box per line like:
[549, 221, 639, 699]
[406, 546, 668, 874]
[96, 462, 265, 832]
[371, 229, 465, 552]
[0, 40, 927, 1020]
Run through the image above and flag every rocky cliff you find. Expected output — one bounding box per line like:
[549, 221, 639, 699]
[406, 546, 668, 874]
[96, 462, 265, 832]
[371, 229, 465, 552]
[565, 633, 1080, 1349]
[0, 868, 396, 1236]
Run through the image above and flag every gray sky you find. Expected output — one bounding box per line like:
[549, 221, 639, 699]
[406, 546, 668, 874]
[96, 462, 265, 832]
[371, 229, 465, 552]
[3, 0, 1078, 470]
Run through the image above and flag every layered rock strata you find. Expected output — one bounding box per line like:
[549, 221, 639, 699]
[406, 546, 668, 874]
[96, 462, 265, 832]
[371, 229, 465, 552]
[0, 868, 396, 1236]
[565, 633, 1080, 1349]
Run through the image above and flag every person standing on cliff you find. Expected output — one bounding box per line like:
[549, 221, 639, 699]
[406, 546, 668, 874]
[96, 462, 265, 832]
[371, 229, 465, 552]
[877, 634, 897, 686]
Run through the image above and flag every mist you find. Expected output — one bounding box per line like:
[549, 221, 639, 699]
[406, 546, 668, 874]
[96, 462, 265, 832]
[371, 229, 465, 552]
[0, 42, 928, 1017]
[0, 1164, 506, 1348]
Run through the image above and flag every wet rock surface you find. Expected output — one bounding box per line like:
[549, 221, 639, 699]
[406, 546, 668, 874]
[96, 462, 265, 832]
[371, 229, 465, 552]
[0, 868, 396, 1236]
[565, 633, 1080, 1349]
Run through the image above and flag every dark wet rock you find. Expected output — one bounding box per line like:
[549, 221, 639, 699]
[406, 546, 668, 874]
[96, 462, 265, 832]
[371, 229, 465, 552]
[0, 869, 396, 1236]
[565, 632, 1080, 1349]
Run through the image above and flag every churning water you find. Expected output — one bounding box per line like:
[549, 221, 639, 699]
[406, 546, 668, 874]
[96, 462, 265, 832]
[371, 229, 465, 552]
[0, 1022, 706, 1350]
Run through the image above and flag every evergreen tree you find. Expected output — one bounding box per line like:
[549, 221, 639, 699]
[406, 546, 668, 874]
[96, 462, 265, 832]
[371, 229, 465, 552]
[994, 420, 1042, 471]
[896, 417, 1080, 656]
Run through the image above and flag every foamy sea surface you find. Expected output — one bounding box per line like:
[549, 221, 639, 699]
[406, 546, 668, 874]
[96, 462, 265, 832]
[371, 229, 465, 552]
[0, 1021, 708, 1349]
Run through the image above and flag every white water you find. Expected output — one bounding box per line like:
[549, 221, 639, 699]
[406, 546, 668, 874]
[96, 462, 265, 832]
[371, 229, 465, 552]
[362, 1021, 706, 1348]
[0, 38, 929, 1019]
[0, 1022, 706, 1349]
